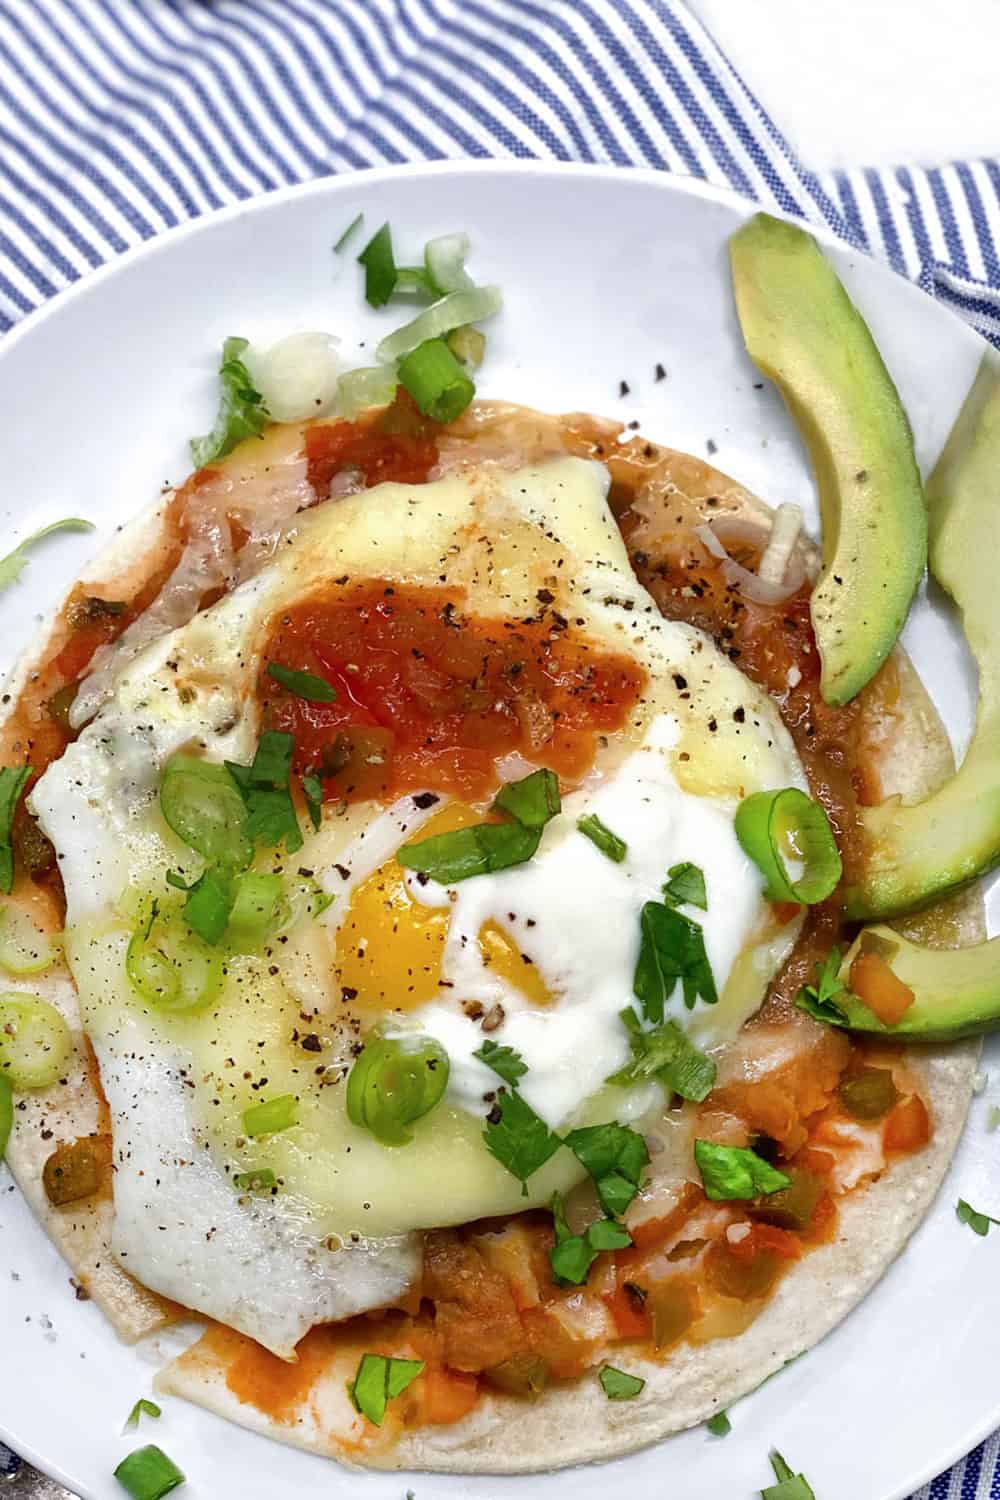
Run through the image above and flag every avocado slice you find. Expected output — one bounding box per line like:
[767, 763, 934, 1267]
[846, 353, 1000, 920]
[729, 213, 926, 708]
[797, 925, 1000, 1041]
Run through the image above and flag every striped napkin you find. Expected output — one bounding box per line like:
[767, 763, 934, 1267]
[0, 3, 997, 1498]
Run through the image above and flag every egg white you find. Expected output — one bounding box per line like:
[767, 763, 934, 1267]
[32, 454, 804, 1355]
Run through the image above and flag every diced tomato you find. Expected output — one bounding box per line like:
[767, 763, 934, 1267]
[796, 1146, 835, 1176]
[727, 1223, 801, 1262]
[849, 951, 915, 1025]
[304, 404, 439, 498]
[884, 1093, 930, 1153]
[626, 1182, 705, 1252]
[772, 901, 803, 926]
[603, 1283, 652, 1341]
[415, 1366, 480, 1426]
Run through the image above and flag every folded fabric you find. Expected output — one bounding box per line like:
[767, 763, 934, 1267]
[0, 4, 996, 1499]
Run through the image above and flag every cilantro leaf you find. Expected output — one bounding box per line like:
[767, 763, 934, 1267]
[302, 773, 323, 832]
[358, 223, 397, 308]
[482, 1089, 562, 1191]
[349, 1353, 424, 1426]
[181, 867, 234, 945]
[0, 765, 31, 894]
[633, 901, 717, 1022]
[795, 949, 848, 1024]
[956, 1197, 1000, 1236]
[694, 1140, 791, 1201]
[576, 813, 627, 863]
[0, 519, 94, 592]
[474, 1039, 528, 1087]
[662, 861, 707, 911]
[226, 732, 303, 855]
[586, 1217, 632, 1251]
[493, 767, 560, 828]
[761, 1451, 816, 1500]
[564, 1122, 649, 1217]
[608, 1013, 717, 1102]
[190, 336, 269, 467]
[599, 1365, 645, 1401]
[266, 663, 337, 703]
[398, 820, 540, 884]
[548, 1195, 632, 1286]
[705, 1411, 731, 1437]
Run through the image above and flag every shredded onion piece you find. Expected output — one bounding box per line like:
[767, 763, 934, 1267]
[244, 332, 340, 422]
[693, 523, 728, 560]
[758, 502, 803, 586]
[376, 286, 502, 363]
[696, 510, 807, 606]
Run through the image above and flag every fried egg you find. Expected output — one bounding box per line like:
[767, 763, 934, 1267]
[32, 454, 804, 1357]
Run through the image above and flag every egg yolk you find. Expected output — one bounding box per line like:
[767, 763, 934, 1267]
[335, 803, 552, 1015]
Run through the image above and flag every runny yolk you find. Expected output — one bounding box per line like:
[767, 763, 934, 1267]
[335, 804, 552, 1016]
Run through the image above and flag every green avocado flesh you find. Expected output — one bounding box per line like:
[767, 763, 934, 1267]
[800, 926, 1000, 1041]
[847, 354, 1000, 920]
[729, 213, 927, 708]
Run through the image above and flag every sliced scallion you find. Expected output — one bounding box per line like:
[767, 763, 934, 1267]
[125, 910, 224, 1014]
[0, 903, 60, 975]
[337, 365, 398, 418]
[0, 994, 72, 1089]
[577, 813, 627, 863]
[333, 211, 364, 254]
[734, 787, 842, 904]
[376, 285, 502, 363]
[233, 1167, 276, 1192]
[346, 1035, 449, 1146]
[159, 755, 252, 872]
[424, 232, 474, 294]
[243, 1093, 298, 1138]
[447, 326, 486, 368]
[0, 1074, 12, 1158]
[113, 1444, 185, 1500]
[228, 872, 285, 942]
[358, 222, 397, 308]
[397, 337, 475, 422]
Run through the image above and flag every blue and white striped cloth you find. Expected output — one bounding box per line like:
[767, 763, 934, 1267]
[0, 3, 998, 1497]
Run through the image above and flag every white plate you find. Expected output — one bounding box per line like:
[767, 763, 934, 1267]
[0, 162, 997, 1500]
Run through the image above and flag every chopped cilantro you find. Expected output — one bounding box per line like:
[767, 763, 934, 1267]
[662, 861, 707, 910]
[302, 773, 324, 832]
[226, 731, 303, 854]
[705, 1410, 731, 1436]
[762, 1451, 816, 1500]
[564, 1122, 649, 1217]
[179, 866, 233, 945]
[474, 1039, 528, 1087]
[493, 767, 561, 828]
[190, 336, 269, 467]
[358, 223, 397, 308]
[233, 1168, 277, 1192]
[633, 901, 717, 1022]
[482, 1089, 562, 1192]
[398, 820, 540, 884]
[349, 1352, 424, 1426]
[548, 1194, 631, 1286]
[266, 663, 337, 703]
[956, 1197, 1000, 1236]
[598, 1365, 645, 1401]
[0, 765, 31, 894]
[123, 1398, 161, 1431]
[795, 949, 847, 1024]
[694, 1140, 791, 1202]
[608, 1013, 717, 1102]
[576, 813, 627, 863]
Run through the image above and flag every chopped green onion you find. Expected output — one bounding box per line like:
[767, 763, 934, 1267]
[394, 266, 437, 297]
[587, 1217, 632, 1251]
[493, 768, 561, 828]
[694, 1140, 791, 1201]
[0, 903, 60, 975]
[0, 766, 32, 894]
[762, 1451, 815, 1500]
[706, 1411, 731, 1437]
[334, 211, 364, 254]
[228, 872, 285, 942]
[598, 1365, 645, 1401]
[447, 326, 486, 368]
[988, 1106, 1000, 1133]
[266, 663, 336, 703]
[662, 861, 707, 911]
[607, 1013, 717, 1101]
[956, 1197, 1000, 1236]
[564, 1122, 649, 1217]
[398, 820, 541, 884]
[0, 1074, 12, 1158]
[483, 1087, 563, 1191]
[634, 901, 717, 1022]
[349, 1353, 424, 1426]
[347, 1035, 449, 1146]
[0, 520, 94, 593]
[473, 1039, 528, 1086]
[735, 787, 842, 904]
[242, 1093, 298, 1138]
[397, 337, 475, 423]
[302, 774, 324, 832]
[180, 867, 233, 946]
[0, 995, 72, 1089]
[125, 910, 224, 1014]
[233, 1168, 276, 1193]
[113, 1444, 185, 1500]
[124, 1399, 161, 1431]
[424, 232, 474, 295]
[160, 755, 252, 871]
[278, 873, 333, 931]
[336, 365, 398, 418]
[190, 335, 268, 468]
[577, 813, 627, 863]
[376, 285, 502, 363]
[358, 222, 397, 308]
